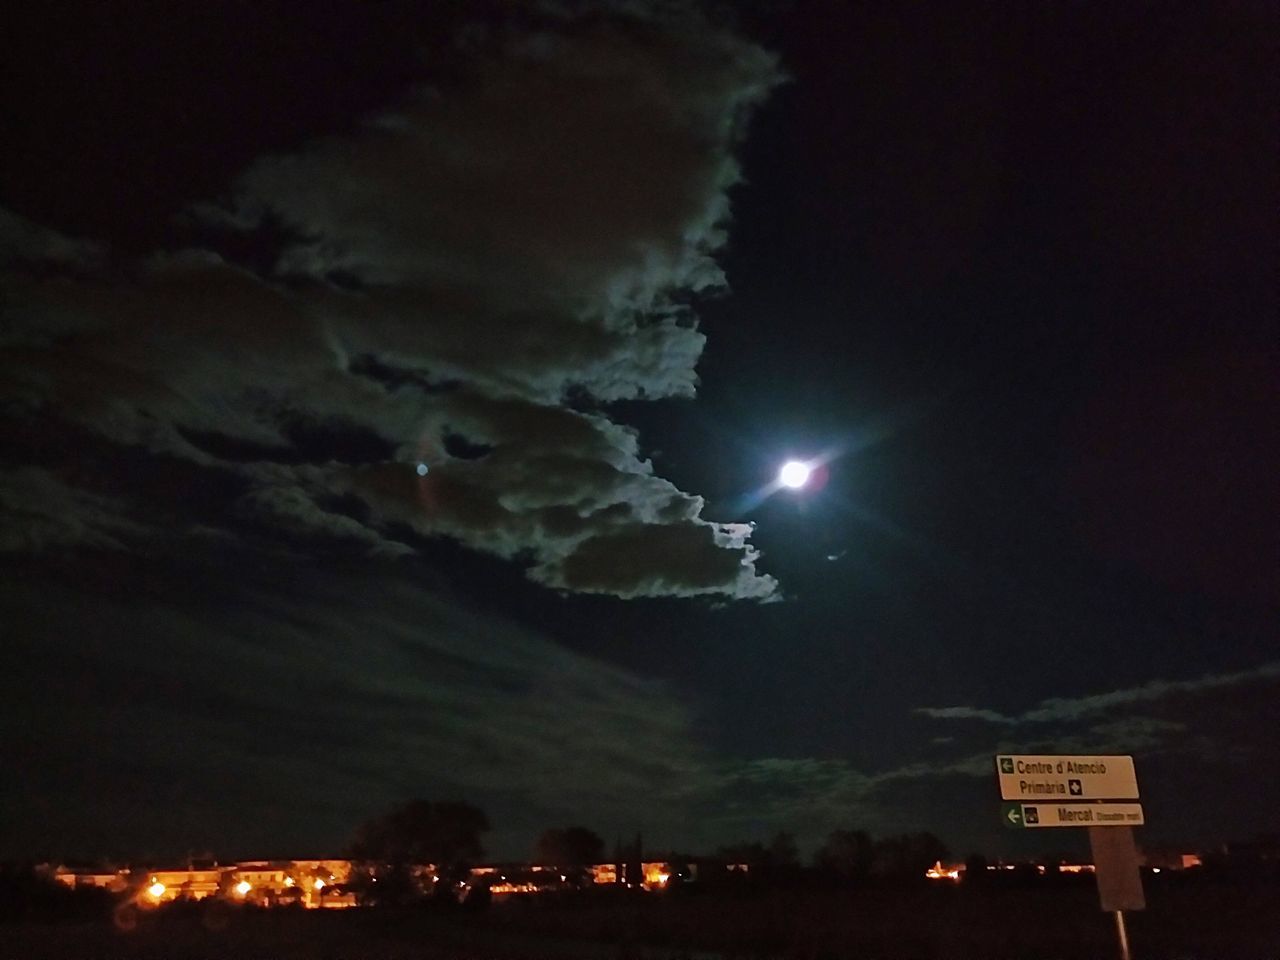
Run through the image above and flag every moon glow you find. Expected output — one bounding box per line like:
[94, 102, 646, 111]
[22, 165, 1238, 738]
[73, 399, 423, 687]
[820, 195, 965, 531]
[779, 460, 811, 489]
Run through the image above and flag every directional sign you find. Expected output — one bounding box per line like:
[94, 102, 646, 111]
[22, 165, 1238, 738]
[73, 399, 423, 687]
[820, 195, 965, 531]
[996, 755, 1139, 801]
[1001, 802, 1144, 829]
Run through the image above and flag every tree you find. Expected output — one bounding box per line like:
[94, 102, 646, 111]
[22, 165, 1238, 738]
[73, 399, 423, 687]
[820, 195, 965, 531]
[716, 841, 768, 867]
[713, 834, 799, 886]
[535, 827, 604, 872]
[767, 831, 799, 869]
[350, 800, 490, 872]
[814, 829, 874, 883]
[871, 832, 949, 880]
[963, 852, 989, 884]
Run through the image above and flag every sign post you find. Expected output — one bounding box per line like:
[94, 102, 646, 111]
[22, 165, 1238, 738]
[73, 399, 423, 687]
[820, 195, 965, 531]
[1090, 824, 1145, 960]
[1114, 910, 1133, 960]
[995, 755, 1144, 960]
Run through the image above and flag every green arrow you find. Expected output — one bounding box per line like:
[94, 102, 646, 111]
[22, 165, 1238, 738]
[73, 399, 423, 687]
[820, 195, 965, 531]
[998, 757, 1015, 774]
[1002, 803, 1023, 828]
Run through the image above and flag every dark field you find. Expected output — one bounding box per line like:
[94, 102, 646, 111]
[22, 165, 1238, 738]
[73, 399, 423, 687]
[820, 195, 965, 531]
[3, 882, 1278, 960]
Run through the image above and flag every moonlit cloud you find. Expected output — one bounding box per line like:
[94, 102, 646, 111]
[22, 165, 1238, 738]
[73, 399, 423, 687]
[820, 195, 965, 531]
[0, 4, 783, 600]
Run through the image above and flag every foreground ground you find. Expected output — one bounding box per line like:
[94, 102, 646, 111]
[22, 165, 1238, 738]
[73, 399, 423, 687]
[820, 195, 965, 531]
[2, 879, 1277, 959]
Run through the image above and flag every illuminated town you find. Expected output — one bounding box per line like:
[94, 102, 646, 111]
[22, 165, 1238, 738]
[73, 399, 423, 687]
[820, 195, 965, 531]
[43, 850, 1208, 911]
[45, 858, 711, 910]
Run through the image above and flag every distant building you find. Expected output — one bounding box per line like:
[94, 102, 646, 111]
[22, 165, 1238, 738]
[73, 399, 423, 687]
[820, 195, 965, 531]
[47, 867, 129, 892]
[141, 867, 222, 902]
[590, 862, 618, 884]
[1141, 848, 1203, 871]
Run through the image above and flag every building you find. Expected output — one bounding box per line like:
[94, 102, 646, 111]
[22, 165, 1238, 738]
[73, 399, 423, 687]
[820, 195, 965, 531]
[48, 867, 129, 892]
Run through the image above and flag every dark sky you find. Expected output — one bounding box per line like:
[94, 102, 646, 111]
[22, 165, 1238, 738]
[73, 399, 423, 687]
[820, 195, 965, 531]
[1, 1, 1276, 863]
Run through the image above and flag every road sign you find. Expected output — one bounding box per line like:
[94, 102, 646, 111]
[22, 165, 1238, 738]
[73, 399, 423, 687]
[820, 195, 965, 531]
[996, 755, 1138, 801]
[995, 754, 1145, 960]
[1001, 802, 1144, 829]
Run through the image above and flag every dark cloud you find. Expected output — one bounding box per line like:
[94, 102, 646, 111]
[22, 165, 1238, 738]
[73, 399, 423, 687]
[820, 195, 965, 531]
[0, 208, 102, 268]
[0, 547, 905, 857]
[0, 556, 719, 857]
[0, 467, 147, 553]
[0, 3, 783, 600]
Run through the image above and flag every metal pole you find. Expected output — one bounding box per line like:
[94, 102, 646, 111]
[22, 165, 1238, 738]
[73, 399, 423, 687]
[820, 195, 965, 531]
[1113, 910, 1132, 960]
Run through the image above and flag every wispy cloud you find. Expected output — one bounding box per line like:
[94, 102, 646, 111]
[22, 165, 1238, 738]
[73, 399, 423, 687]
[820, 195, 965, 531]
[911, 705, 1014, 724]
[0, 467, 149, 553]
[915, 661, 1280, 725]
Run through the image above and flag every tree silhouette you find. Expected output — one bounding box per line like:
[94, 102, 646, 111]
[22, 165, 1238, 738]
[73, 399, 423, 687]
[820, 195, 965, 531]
[716, 841, 768, 866]
[871, 832, 949, 879]
[350, 800, 489, 871]
[767, 831, 799, 868]
[814, 829, 874, 883]
[536, 827, 604, 870]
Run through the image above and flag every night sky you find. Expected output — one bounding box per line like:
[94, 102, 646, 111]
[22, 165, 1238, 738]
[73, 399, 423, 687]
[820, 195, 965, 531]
[2, 2, 1276, 864]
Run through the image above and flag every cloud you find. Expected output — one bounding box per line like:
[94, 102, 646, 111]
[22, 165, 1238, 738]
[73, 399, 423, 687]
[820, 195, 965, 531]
[225, 15, 775, 318]
[535, 519, 777, 599]
[0, 555, 725, 857]
[0, 4, 783, 600]
[0, 208, 101, 268]
[242, 483, 415, 557]
[903, 663, 1280, 800]
[911, 705, 1014, 724]
[688, 750, 1002, 847]
[0, 467, 149, 553]
[1084, 717, 1187, 752]
[1017, 662, 1280, 723]
[0, 540, 979, 856]
[915, 661, 1280, 726]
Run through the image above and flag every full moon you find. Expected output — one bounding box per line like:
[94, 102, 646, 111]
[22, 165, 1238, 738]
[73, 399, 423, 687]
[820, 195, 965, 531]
[779, 460, 811, 489]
